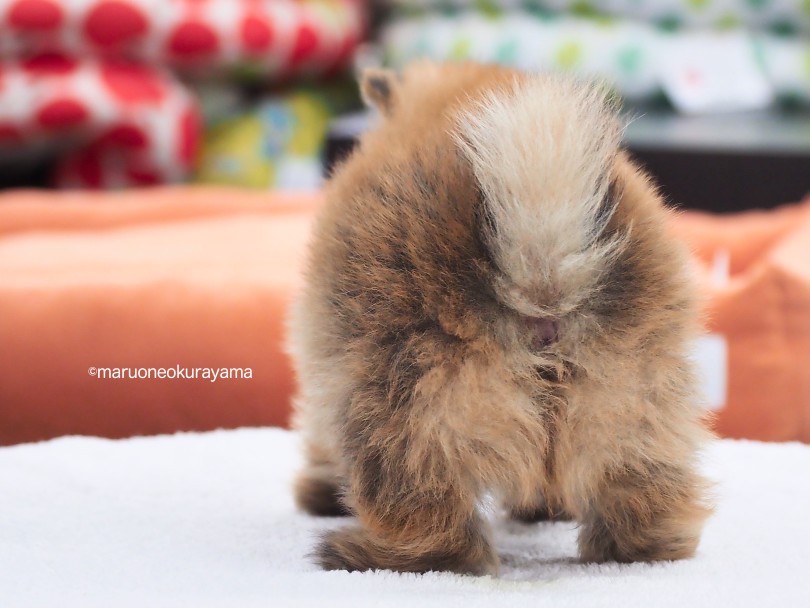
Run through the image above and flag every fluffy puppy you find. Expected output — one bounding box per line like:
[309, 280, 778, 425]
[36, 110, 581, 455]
[287, 61, 712, 575]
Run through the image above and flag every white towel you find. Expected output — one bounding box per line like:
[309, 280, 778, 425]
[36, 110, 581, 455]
[1, 428, 808, 607]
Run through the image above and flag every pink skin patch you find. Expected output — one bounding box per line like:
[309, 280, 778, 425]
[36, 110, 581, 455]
[84, 1, 148, 47]
[525, 317, 559, 350]
[8, 0, 63, 31]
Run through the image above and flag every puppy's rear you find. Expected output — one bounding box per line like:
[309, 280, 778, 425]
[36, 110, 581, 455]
[288, 62, 711, 574]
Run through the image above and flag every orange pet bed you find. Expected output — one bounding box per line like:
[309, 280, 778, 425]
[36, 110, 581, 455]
[0, 188, 807, 445]
[0, 188, 317, 444]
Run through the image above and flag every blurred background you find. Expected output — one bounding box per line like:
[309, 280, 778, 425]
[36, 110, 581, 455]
[0, 0, 807, 446]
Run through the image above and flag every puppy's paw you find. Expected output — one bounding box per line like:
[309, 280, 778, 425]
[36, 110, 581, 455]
[294, 473, 350, 517]
[578, 522, 627, 563]
[510, 504, 573, 523]
[579, 517, 700, 563]
[316, 527, 499, 575]
[316, 528, 375, 572]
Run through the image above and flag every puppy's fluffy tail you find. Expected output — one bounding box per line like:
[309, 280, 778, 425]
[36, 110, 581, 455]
[455, 76, 626, 316]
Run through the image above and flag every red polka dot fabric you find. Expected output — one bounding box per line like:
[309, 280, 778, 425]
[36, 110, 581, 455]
[0, 0, 366, 188]
[0, 0, 366, 77]
[0, 53, 199, 188]
[0, 0, 365, 188]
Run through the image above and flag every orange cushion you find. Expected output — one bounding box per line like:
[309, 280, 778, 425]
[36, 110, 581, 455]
[672, 201, 810, 443]
[0, 187, 319, 445]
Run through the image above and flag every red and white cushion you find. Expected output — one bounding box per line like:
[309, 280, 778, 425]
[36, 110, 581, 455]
[0, 53, 199, 187]
[0, 0, 366, 78]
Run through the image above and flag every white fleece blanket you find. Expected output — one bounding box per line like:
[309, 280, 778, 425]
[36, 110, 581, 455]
[1, 428, 808, 607]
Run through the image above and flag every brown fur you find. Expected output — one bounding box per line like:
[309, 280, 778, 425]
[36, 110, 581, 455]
[287, 61, 712, 575]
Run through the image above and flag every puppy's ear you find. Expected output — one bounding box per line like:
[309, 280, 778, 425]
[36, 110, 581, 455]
[360, 69, 397, 116]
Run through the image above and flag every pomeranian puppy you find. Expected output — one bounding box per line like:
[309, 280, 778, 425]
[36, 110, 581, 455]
[287, 61, 712, 575]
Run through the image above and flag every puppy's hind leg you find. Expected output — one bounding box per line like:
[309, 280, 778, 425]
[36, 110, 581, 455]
[294, 441, 350, 517]
[578, 457, 711, 563]
[317, 453, 497, 575]
[315, 397, 498, 575]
